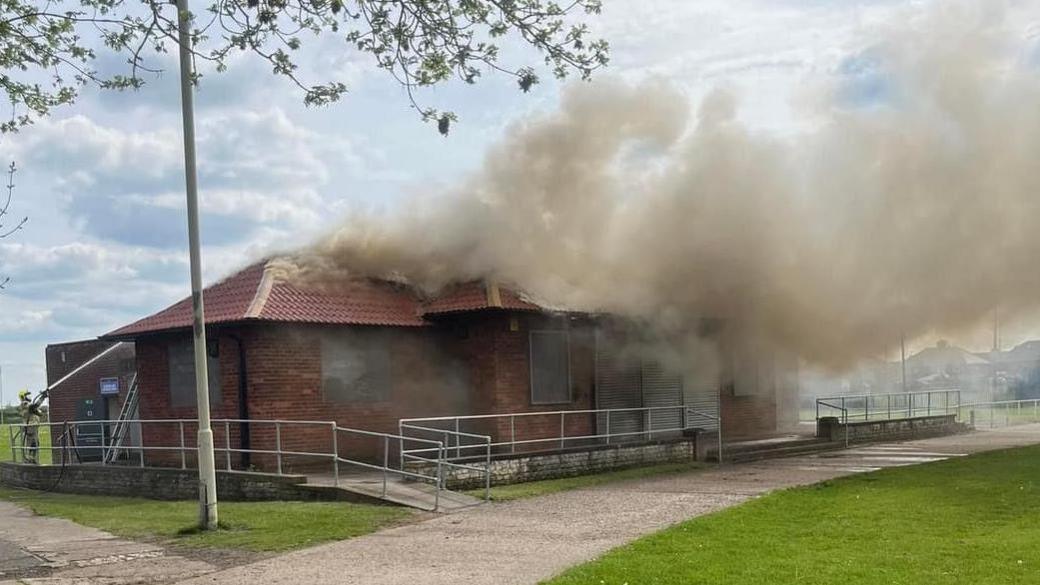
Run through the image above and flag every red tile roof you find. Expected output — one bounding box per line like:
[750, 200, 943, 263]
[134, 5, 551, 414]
[420, 282, 542, 316]
[104, 261, 551, 339]
[105, 262, 268, 338]
[259, 279, 425, 327]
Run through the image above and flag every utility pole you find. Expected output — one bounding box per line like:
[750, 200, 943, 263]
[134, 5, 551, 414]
[992, 308, 1000, 353]
[175, 0, 218, 530]
[992, 308, 1000, 402]
[900, 334, 907, 394]
[1, 364, 5, 425]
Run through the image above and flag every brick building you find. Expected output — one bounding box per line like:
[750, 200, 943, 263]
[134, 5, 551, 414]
[46, 339, 136, 424]
[87, 259, 795, 470]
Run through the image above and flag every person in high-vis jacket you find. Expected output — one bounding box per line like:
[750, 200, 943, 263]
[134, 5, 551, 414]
[17, 390, 43, 464]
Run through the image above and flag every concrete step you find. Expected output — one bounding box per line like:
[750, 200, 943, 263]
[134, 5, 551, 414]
[704, 439, 843, 463]
[717, 436, 824, 454]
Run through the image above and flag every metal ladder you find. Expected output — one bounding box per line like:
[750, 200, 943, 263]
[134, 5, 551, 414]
[104, 373, 139, 464]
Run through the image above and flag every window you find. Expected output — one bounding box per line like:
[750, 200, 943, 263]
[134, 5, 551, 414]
[321, 330, 392, 403]
[168, 339, 221, 408]
[732, 345, 774, 397]
[530, 330, 571, 404]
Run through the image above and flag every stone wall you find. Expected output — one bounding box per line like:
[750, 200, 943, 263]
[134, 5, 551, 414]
[0, 462, 370, 502]
[817, 414, 970, 444]
[412, 438, 697, 490]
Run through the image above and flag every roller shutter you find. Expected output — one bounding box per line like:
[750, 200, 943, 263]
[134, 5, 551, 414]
[594, 340, 643, 441]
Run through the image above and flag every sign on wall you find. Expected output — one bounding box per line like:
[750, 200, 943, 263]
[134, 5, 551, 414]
[99, 377, 120, 396]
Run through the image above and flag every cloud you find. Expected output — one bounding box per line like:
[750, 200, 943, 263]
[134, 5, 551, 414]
[0, 241, 185, 299]
[9, 108, 347, 248]
[0, 309, 52, 333]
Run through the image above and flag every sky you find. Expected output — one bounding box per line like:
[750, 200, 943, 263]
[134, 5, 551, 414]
[1, 0, 1036, 402]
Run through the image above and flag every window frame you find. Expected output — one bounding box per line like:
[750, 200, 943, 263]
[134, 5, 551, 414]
[167, 338, 222, 408]
[529, 329, 573, 406]
[320, 329, 393, 404]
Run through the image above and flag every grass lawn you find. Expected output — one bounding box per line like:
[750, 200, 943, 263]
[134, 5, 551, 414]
[0, 424, 53, 464]
[467, 462, 703, 502]
[545, 445, 1040, 585]
[0, 487, 413, 552]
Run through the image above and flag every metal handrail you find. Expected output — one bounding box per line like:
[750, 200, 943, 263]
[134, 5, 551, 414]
[816, 400, 850, 448]
[5, 417, 458, 512]
[686, 407, 723, 463]
[814, 389, 959, 403]
[400, 403, 716, 468]
[402, 404, 702, 424]
[397, 424, 492, 501]
[956, 399, 1040, 429]
[814, 389, 960, 424]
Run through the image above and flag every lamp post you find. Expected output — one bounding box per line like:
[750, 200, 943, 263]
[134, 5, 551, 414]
[175, 0, 218, 530]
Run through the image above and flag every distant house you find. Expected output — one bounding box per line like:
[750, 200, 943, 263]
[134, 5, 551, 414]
[89, 259, 797, 467]
[982, 340, 1040, 400]
[907, 340, 993, 401]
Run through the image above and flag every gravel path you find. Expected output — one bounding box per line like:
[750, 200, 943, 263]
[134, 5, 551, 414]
[172, 425, 1040, 585]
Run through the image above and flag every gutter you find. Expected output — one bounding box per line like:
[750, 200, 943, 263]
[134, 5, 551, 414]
[228, 333, 251, 469]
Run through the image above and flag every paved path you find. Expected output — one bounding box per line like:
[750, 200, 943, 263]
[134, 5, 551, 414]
[173, 425, 1040, 585]
[0, 501, 219, 585]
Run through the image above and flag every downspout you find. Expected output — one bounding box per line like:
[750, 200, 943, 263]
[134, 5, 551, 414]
[229, 334, 251, 469]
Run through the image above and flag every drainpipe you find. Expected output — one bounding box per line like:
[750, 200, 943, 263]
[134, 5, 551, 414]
[229, 334, 251, 469]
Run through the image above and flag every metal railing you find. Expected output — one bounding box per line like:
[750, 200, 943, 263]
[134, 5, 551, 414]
[957, 399, 1040, 429]
[686, 408, 723, 462]
[400, 404, 718, 466]
[815, 389, 961, 425]
[397, 425, 492, 501]
[814, 400, 850, 448]
[5, 418, 461, 511]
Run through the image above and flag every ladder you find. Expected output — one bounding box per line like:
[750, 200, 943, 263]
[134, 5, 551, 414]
[104, 373, 139, 464]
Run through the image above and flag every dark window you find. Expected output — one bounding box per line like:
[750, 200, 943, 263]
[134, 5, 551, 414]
[530, 330, 571, 404]
[321, 330, 392, 403]
[168, 340, 222, 408]
[733, 345, 773, 397]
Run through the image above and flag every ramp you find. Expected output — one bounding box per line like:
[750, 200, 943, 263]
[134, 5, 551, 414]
[304, 472, 482, 513]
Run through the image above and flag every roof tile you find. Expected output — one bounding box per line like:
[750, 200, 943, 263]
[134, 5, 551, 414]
[103, 261, 549, 338]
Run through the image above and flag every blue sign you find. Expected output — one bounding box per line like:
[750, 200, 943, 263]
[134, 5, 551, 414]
[99, 377, 120, 396]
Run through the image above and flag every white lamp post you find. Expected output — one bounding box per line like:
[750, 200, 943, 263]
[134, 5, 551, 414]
[174, 0, 218, 530]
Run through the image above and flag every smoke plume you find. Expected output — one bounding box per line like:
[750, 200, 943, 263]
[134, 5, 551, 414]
[281, 3, 1040, 369]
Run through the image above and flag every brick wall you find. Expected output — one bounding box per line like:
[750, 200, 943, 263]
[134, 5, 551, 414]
[46, 341, 135, 425]
[721, 393, 778, 438]
[126, 313, 787, 471]
[451, 313, 596, 451]
[716, 329, 797, 439]
[133, 319, 514, 470]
